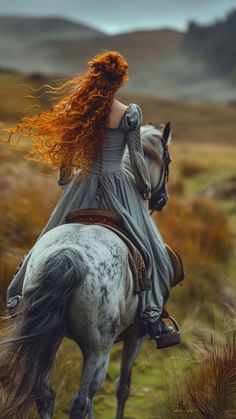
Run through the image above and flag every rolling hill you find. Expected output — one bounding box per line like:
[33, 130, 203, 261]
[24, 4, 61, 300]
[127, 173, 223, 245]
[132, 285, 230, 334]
[0, 15, 235, 102]
[0, 16, 182, 75]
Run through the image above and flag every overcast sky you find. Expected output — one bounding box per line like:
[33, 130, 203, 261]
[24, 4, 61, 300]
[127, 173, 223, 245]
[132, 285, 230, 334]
[0, 0, 235, 34]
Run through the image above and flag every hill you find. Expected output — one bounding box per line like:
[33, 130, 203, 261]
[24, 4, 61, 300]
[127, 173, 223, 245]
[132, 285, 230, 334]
[0, 16, 104, 75]
[0, 15, 235, 102]
[0, 16, 182, 76]
[183, 9, 236, 78]
[0, 15, 103, 44]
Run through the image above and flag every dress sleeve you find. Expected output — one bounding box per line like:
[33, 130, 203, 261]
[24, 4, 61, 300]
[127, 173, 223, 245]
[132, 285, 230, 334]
[120, 103, 151, 199]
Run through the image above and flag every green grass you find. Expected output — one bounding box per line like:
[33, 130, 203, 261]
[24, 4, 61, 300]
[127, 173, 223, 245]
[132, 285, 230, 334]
[46, 339, 194, 419]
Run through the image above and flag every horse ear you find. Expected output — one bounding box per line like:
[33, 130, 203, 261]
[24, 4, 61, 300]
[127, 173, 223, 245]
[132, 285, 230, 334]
[162, 121, 171, 144]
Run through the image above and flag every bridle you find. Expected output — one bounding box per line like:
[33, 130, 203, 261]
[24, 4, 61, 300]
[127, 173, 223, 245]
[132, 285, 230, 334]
[149, 123, 172, 214]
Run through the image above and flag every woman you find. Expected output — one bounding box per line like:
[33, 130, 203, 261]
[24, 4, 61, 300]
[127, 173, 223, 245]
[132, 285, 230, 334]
[2, 50, 174, 341]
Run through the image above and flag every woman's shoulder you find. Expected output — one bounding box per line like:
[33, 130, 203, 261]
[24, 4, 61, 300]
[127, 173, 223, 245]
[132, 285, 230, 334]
[119, 103, 143, 133]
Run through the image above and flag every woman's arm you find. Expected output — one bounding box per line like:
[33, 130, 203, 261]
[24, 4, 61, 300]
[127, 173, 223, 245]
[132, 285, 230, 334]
[126, 127, 152, 199]
[123, 104, 152, 200]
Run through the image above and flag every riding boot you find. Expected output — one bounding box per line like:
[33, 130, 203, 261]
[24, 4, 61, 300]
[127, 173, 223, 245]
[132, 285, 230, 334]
[146, 318, 174, 339]
[139, 287, 180, 348]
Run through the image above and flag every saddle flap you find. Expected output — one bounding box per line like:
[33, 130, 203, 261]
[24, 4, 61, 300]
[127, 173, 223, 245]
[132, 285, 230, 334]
[165, 244, 185, 287]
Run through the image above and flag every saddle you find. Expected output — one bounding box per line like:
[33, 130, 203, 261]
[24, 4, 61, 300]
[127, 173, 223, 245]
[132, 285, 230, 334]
[66, 208, 151, 293]
[65, 208, 184, 290]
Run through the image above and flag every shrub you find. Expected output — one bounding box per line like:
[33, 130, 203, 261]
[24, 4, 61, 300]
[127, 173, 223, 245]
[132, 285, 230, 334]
[153, 196, 233, 264]
[152, 196, 233, 320]
[187, 331, 236, 417]
[180, 160, 209, 177]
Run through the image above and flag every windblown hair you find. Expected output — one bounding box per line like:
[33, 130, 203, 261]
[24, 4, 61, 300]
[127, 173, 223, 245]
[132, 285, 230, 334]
[1, 50, 129, 178]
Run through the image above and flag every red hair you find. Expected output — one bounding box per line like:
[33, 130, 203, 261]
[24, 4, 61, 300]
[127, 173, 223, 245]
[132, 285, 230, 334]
[1, 50, 129, 179]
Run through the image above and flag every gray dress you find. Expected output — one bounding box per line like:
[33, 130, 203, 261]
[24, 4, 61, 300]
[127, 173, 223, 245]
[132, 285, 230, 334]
[7, 103, 174, 323]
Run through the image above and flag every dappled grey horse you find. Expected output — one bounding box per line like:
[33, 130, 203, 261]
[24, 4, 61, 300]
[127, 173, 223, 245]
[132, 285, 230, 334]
[0, 123, 171, 419]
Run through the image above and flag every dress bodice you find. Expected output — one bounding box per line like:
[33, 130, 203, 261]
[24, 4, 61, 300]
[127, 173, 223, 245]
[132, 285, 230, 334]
[58, 103, 152, 199]
[89, 130, 127, 174]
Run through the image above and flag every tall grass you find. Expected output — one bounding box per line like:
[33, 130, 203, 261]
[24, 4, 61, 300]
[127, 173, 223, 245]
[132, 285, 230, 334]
[161, 325, 236, 419]
[0, 143, 59, 303]
[155, 196, 233, 263]
[152, 196, 233, 323]
[188, 332, 236, 417]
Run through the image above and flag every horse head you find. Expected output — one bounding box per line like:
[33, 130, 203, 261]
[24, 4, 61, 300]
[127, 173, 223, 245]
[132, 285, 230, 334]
[123, 121, 172, 213]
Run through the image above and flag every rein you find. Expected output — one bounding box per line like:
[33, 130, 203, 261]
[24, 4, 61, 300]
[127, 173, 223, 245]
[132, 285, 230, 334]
[149, 134, 172, 213]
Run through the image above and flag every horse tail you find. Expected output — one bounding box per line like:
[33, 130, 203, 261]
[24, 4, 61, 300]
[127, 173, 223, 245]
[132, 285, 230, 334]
[0, 247, 86, 418]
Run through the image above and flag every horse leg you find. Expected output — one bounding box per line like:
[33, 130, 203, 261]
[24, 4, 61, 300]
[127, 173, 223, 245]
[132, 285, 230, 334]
[87, 402, 95, 419]
[116, 326, 144, 419]
[69, 349, 110, 419]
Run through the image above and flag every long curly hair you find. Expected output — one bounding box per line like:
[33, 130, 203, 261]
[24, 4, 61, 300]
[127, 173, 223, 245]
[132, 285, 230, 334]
[1, 50, 129, 178]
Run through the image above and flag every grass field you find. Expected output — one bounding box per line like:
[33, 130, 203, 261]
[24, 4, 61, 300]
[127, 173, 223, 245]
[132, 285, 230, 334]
[0, 72, 235, 418]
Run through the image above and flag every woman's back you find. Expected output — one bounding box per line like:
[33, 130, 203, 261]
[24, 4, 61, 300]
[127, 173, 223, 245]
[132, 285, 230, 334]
[90, 102, 135, 175]
[107, 99, 128, 130]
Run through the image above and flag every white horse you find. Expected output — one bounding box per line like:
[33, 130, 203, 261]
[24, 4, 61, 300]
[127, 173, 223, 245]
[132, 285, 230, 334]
[0, 123, 171, 419]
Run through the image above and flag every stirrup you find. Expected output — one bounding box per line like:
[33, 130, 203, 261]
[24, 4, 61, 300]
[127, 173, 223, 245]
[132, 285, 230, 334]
[154, 316, 181, 349]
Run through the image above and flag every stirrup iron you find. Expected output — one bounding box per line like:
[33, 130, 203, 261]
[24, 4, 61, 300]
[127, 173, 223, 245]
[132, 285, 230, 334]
[155, 316, 181, 349]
